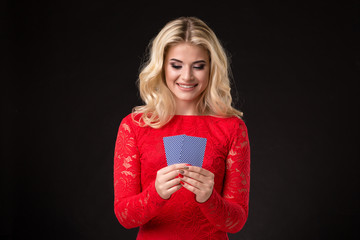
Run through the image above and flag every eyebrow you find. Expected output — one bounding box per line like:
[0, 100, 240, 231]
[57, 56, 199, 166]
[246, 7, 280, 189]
[170, 58, 207, 64]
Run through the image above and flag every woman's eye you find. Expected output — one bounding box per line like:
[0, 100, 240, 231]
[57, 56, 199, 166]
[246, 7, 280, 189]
[171, 64, 182, 69]
[193, 64, 205, 70]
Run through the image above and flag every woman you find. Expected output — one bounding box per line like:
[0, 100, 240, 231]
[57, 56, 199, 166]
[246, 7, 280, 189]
[114, 16, 250, 239]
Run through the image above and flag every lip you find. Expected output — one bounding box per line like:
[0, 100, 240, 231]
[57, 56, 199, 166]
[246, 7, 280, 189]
[176, 83, 198, 91]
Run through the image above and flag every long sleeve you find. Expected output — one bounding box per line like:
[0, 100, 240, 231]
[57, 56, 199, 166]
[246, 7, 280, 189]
[113, 116, 167, 229]
[198, 120, 250, 233]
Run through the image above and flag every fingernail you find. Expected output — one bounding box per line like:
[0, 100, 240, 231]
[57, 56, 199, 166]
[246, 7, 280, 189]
[180, 181, 184, 185]
[178, 173, 183, 178]
[179, 170, 184, 174]
[183, 166, 189, 170]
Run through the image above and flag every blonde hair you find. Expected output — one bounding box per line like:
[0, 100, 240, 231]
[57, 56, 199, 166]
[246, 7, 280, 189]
[133, 16, 243, 128]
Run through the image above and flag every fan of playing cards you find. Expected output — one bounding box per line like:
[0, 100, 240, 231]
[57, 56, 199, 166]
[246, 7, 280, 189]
[163, 135, 207, 168]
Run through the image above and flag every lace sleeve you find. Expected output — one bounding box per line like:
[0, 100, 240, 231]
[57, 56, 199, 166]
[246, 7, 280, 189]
[113, 116, 167, 229]
[198, 120, 250, 233]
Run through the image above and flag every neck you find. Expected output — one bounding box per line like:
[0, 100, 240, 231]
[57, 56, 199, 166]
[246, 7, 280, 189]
[175, 100, 198, 115]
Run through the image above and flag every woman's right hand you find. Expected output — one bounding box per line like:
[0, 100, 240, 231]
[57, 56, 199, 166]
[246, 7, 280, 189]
[155, 163, 187, 200]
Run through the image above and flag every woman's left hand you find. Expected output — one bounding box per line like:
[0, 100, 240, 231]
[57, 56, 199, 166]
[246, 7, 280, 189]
[179, 165, 215, 203]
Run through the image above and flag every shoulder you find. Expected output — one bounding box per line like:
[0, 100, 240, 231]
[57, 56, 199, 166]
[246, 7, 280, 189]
[120, 112, 151, 132]
[219, 116, 249, 140]
[232, 116, 248, 131]
[203, 115, 248, 139]
[120, 113, 143, 125]
[227, 116, 246, 125]
[212, 115, 247, 130]
[118, 113, 141, 132]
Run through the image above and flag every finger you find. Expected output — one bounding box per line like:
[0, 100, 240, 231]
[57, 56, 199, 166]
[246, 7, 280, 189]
[162, 167, 189, 182]
[164, 177, 181, 189]
[162, 170, 181, 182]
[180, 176, 202, 190]
[184, 165, 214, 177]
[167, 183, 182, 196]
[182, 171, 205, 183]
[158, 163, 190, 175]
[181, 181, 199, 195]
[160, 164, 189, 183]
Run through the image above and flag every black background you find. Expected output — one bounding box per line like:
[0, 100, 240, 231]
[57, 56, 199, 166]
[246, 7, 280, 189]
[2, 1, 359, 240]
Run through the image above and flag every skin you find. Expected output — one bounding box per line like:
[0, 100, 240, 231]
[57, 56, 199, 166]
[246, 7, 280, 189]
[155, 163, 188, 200]
[164, 42, 210, 115]
[155, 43, 215, 203]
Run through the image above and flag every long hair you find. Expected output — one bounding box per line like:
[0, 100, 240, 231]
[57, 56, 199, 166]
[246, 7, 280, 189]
[133, 16, 243, 128]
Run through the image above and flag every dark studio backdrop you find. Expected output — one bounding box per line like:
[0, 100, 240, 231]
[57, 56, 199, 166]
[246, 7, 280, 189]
[2, 1, 359, 240]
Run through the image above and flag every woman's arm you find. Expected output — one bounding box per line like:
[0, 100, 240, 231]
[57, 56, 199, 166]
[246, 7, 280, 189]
[197, 121, 250, 233]
[113, 116, 167, 229]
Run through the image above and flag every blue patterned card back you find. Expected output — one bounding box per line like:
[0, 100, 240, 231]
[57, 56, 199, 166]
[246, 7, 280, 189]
[163, 135, 185, 166]
[179, 136, 207, 167]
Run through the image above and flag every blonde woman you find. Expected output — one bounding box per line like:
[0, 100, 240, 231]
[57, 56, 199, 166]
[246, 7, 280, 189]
[114, 17, 250, 239]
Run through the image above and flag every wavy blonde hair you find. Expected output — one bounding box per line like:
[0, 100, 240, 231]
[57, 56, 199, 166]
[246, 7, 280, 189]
[133, 16, 243, 128]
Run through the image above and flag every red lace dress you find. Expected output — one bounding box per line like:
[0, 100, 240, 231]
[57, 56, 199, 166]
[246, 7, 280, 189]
[114, 114, 250, 239]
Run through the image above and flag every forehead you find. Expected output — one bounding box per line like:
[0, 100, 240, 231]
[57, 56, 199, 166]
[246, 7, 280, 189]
[165, 43, 209, 62]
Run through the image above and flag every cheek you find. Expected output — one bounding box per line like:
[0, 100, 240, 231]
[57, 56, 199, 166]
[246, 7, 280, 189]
[165, 67, 179, 83]
[202, 78, 209, 92]
[195, 71, 209, 86]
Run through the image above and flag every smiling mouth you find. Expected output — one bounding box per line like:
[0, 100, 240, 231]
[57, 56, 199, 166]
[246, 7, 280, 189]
[177, 83, 198, 89]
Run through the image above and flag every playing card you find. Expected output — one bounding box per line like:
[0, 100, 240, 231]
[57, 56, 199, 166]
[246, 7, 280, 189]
[163, 135, 186, 166]
[179, 135, 207, 167]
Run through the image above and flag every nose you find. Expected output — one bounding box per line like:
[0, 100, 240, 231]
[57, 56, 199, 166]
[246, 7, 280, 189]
[181, 66, 193, 81]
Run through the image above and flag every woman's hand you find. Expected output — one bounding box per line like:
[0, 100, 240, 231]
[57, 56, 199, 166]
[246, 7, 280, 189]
[155, 163, 188, 200]
[179, 165, 215, 203]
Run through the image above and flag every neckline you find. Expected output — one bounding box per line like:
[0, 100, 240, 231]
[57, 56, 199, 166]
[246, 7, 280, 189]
[174, 114, 210, 117]
[173, 115, 225, 118]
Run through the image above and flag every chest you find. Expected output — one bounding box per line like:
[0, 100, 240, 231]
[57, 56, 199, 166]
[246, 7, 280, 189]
[136, 123, 232, 190]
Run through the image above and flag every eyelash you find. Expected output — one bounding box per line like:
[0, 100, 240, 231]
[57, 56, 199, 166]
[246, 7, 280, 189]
[170, 64, 205, 70]
[194, 64, 205, 70]
[171, 64, 182, 69]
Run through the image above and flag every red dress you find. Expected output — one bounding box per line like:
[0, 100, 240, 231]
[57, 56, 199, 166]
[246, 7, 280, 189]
[114, 114, 250, 239]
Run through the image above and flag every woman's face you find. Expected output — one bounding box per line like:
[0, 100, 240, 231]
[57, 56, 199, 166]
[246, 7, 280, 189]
[164, 43, 210, 114]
